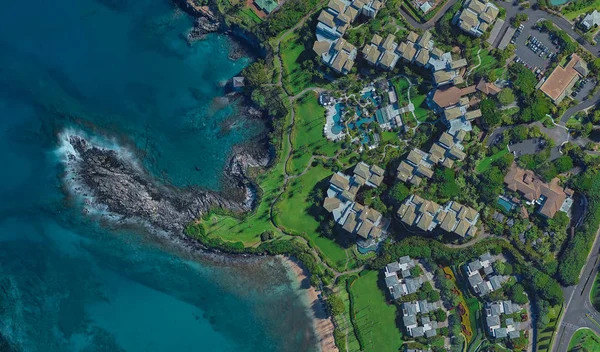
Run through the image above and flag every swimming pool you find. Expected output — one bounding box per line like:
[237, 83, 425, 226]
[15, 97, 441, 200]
[497, 197, 516, 213]
[331, 103, 344, 135]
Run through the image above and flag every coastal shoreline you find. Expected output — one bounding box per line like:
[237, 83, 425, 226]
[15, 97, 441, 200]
[280, 256, 339, 352]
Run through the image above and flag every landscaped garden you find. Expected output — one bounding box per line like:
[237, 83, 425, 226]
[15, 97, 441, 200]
[561, 0, 600, 21]
[476, 147, 509, 174]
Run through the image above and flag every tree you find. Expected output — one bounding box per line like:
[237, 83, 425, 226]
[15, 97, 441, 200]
[481, 98, 500, 128]
[498, 88, 516, 106]
[242, 60, 271, 87]
[390, 183, 410, 203]
[554, 155, 574, 173]
[509, 283, 529, 304]
[326, 294, 345, 316]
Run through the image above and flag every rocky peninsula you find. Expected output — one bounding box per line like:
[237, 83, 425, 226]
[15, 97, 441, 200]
[63, 132, 269, 234]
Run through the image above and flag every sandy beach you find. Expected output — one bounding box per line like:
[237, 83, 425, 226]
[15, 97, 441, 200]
[281, 256, 339, 352]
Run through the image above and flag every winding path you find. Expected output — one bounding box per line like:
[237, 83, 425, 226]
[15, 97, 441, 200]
[397, 0, 459, 30]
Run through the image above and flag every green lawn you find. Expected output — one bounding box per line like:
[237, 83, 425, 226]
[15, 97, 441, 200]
[280, 34, 331, 95]
[412, 93, 432, 122]
[563, 0, 600, 20]
[391, 77, 410, 107]
[568, 328, 600, 351]
[275, 165, 353, 270]
[381, 131, 399, 144]
[289, 92, 339, 174]
[475, 147, 509, 174]
[349, 271, 403, 352]
[471, 48, 506, 79]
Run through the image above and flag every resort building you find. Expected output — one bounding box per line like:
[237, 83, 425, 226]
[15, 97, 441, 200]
[464, 252, 508, 296]
[323, 162, 389, 240]
[504, 163, 574, 218]
[402, 300, 442, 338]
[363, 30, 467, 86]
[397, 149, 435, 186]
[454, 0, 500, 37]
[397, 195, 480, 238]
[313, 0, 385, 74]
[362, 34, 400, 70]
[384, 256, 424, 299]
[485, 300, 524, 339]
[430, 85, 477, 111]
[442, 103, 482, 134]
[539, 54, 588, 104]
[580, 10, 600, 31]
[476, 79, 502, 96]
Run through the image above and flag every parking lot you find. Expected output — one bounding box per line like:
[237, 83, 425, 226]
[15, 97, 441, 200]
[513, 24, 560, 75]
[572, 78, 596, 101]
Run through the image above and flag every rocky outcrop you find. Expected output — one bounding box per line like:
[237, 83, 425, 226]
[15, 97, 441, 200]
[187, 11, 221, 42]
[64, 133, 268, 233]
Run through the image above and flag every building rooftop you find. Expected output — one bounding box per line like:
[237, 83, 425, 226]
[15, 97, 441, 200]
[540, 54, 588, 103]
[504, 163, 571, 218]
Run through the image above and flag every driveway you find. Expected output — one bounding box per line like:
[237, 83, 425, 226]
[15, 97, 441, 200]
[560, 89, 600, 124]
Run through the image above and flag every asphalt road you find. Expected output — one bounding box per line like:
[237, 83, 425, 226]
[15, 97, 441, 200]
[560, 89, 600, 123]
[553, 228, 600, 352]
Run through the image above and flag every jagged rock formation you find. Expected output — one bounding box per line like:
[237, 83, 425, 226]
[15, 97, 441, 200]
[64, 134, 268, 233]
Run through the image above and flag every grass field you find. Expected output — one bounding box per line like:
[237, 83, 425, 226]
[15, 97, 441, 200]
[275, 164, 353, 270]
[412, 93, 432, 122]
[349, 271, 403, 352]
[568, 328, 600, 351]
[280, 34, 331, 95]
[475, 147, 509, 174]
[471, 48, 506, 79]
[562, 0, 600, 20]
[289, 93, 338, 174]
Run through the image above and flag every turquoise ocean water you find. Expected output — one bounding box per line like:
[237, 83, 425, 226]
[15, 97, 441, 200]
[0, 0, 316, 351]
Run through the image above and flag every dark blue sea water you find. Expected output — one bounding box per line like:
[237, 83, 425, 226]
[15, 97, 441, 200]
[0, 0, 316, 351]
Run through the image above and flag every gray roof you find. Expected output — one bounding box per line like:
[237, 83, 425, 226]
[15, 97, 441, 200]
[479, 252, 493, 262]
[488, 302, 502, 316]
[489, 275, 504, 290]
[385, 275, 400, 288]
[478, 281, 491, 295]
[391, 284, 404, 299]
[486, 315, 500, 328]
[405, 277, 423, 294]
[425, 328, 437, 337]
[411, 326, 425, 337]
[495, 327, 508, 338]
[398, 255, 413, 265]
[403, 302, 419, 316]
[418, 300, 438, 313]
[467, 260, 483, 273]
[503, 300, 520, 314]
[505, 318, 514, 326]
[386, 262, 401, 273]
[483, 266, 494, 275]
[401, 269, 411, 278]
[403, 314, 417, 327]
[509, 330, 521, 339]
[468, 272, 483, 287]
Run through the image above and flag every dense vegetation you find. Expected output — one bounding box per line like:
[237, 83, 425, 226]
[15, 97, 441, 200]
[558, 168, 600, 285]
